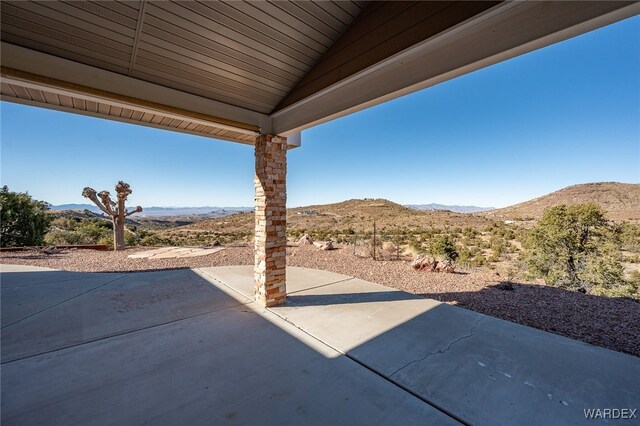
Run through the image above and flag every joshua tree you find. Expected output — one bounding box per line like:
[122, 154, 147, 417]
[82, 181, 142, 251]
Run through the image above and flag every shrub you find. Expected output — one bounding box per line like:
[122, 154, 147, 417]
[618, 222, 640, 252]
[428, 234, 459, 262]
[523, 203, 628, 294]
[0, 186, 52, 247]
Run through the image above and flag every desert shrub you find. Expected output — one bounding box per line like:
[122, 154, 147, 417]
[626, 271, 640, 294]
[288, 229, 304, 239]
[76, 220, 112, 241]
[407, 237, 423, 254]
[489, 235, 506, 261]
[45, 217, 113, 245]
[45, 229, 83, 245]
[0, 186, 52, 247]
[624, 253, 640, 263]
[617, 222, 640, 252]
[462, 227, 479, 239]
[98, 234, 114, 247]
[479, 239, 491, 249]
[138, 233, 175, 246]
[457, 246, 473, 264]
[310, 229, 330, 241]
[473, 252, 487, 267]
[124, 229, 138, 246]
[428, 234, 459, 262]
[523, 203, 628, 295]
[591, 269, 639, 299]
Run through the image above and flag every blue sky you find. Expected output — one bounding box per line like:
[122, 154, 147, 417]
[1, 16, 639, 208]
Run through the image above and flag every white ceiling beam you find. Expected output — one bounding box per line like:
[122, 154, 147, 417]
[1, 74, 255, 136]
[1, 42, 272, 135]
[1, 94, 256, 146]
[271, 1, 640, 136]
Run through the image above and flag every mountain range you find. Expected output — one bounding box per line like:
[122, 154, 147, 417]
[405, 204, 493, 213]
[51, 203, 491, 216]
[52, 182, 639, 224]
[50, 204, 252, 218]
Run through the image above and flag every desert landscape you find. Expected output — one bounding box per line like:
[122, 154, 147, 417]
[2, 4, 638, 423]
[2, 181, 639, 357]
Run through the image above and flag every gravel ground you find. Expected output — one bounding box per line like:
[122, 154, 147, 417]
[2, 245, 638, 357]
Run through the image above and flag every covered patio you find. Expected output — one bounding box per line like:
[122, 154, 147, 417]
[2, 0, 638, 306]
[2, 264, 639, 424]
[2, 2, 640, 424]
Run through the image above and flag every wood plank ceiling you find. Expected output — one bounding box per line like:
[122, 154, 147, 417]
[0, 80, 257, 143]
[1, 0, 367, 114]
[0, 0, 367, 143]
[1, 1, 637, 144]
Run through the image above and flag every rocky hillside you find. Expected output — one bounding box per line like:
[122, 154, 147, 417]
[178, 198, 493, 236]
[164, 183, 640, 238]
[482, 182, 640, 222]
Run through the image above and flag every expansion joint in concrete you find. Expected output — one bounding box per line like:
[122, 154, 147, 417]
[0, 273, 131, 330]
[0, 301, 248, 366]
[288, 277, 356, 296]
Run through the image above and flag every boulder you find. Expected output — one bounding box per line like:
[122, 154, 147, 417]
[40, 246, 63, 255]
[321, 240, 335, 251]
[411, 254, 438, 272]
[298, 234, 314, 246]
[439, 261, 456, 274]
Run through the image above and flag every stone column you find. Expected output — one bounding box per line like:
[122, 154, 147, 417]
[254, 134, 287, 307]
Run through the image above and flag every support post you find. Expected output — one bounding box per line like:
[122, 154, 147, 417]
[254, 134, 287, 307]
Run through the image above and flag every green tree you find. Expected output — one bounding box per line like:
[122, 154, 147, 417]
[523, 203, 626, 293]
[428, 234, 459, 262]
[0, 186, 52, 247]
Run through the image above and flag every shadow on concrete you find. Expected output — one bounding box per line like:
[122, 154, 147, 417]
[0, 268, 458, 425]
[271, 277, 640, 425]
[3, 267, 640, 425]
[287, 290, 420, 306]
[340, 301, 640, 426]
[418, 281, 640, 358]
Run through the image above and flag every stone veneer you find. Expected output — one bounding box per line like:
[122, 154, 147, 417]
[254, 134, 287, 306]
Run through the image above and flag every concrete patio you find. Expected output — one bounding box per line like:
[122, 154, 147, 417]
[1, 264, 639, 425]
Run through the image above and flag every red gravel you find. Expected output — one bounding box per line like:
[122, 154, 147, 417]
[2, 245, 638, 357]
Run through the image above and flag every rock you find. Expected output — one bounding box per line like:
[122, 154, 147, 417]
[321, 240, 335, 251]
[211, 240, 221, 247]
[411, 254, 438, 272]
[382, 241, 397, 253]
[40, 246, 63, 255]
[442, 262, 456, 274]
[298, 234, 314, 246]
[496, 281, 515, 291]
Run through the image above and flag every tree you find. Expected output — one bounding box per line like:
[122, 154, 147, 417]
[428, 234, 459, 262]
[0, 186, 52, 247]
[82, 181, 142, 251]
[523, 203, 625, 292]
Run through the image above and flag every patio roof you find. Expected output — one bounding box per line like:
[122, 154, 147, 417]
[2, 1, 638, 146]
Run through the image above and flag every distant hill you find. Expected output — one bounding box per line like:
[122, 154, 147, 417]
[406, 203, 494, 213]
[51, 204, 102, 213]
[482, 182, 640, 222]
[50, 204, 252, 218]
[287, 198, 492, 230]
[178, 198, 493, 235]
